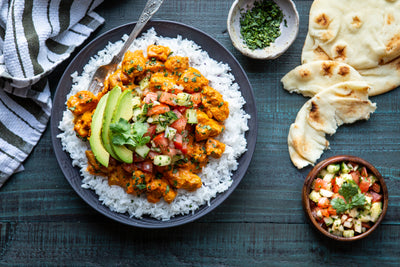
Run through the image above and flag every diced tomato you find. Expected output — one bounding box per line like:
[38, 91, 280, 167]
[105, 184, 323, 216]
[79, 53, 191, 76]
[143, 92, 158, 103]
[327, 206, 337, 216]
[153, 133, 169, 149]
[176, 106, 188, 114]
[318, 197, 330, 208]
[371, 183, 381, 193]
[121, 163, 136, 173]
[332, 193, 345, 202]
[135, 160, 153, 173]
[314, 178, 328, 192]
[132, 153, 145, 163]
[370, 191, 382, 203]
[360, 166, 368, 177]
[159, 92, 178, 106]
[190, 93, 202, 105]
[350, 171, 360, 185]
[147, 150, 160, 160]
[147, 104, 170, 116]
[320, 208, 330, 217]
[362, 222, 371, 229]
[170, 117, 187, 133]
[144, 125, 157, 139]
[173, 133, 188, 154]
[331, 177, 340, 193]
[172, 109, 183, 119]
[359, 180, 370, 193]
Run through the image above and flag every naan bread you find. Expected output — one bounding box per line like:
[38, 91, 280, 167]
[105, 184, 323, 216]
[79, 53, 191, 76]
[281, 61, 362, 97]
[281, 60, 400, 97]
[303, 0, 400, 69]
[299, 0, 400, 96]
[288, 81, 376, 169]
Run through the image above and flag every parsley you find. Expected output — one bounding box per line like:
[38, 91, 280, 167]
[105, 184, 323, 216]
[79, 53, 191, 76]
[239, 0, 284, 50]
[331, 181, 366, 213]
[110, 118, 150, 147]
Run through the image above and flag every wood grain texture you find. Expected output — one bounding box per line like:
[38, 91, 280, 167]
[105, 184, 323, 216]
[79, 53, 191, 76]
[1, 0, 400, 265]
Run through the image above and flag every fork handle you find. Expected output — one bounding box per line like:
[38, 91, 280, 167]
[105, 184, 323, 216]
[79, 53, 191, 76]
[112, 0, 164, 64]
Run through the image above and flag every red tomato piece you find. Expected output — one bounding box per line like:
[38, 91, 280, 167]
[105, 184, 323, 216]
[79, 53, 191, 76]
[172, 109, 183, 119]
[359, 180, 370, 193]
[176, 106, 188, 114]
[170, 117, 187, 134]
[371, 183, 381, 193]
[331, 177, 340, 193]
[320, 208, 330, 217]
[350, 171, 360, 185]
[121, 163, 135, 173]
[143, 92, 158, 103]
[318, 197, 330, 208]
[153, 133, 169, 148]
[327, 206, 337, 216]
[147, 104, 170, 116]
[173, 133, 188, 154]
[370, 191, 382, 203]
[314, 178, 328, 192]
[144, 125, 157, 139]
[360, 166, 368, 177]
[159, 92, 178, 106]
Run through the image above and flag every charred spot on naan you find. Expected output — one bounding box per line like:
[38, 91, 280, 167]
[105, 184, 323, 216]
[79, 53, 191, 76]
[321, 61, 336, 76]
[385, 33, 400, 55]
[334, 45, 347, 60]
[309, 101, 321, 124]
[315, 13, 331, 28]
[386, 13, 394, 25]
[338, 66, 350, 76]
[299, 68, 312, 79]
[351, 16, 362, 28]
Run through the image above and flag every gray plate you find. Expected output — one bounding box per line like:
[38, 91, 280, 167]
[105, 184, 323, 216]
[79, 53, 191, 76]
[50, 20, 258, 228]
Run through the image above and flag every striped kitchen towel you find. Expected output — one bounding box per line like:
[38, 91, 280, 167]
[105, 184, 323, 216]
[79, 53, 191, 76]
[0, 0, 104, 187]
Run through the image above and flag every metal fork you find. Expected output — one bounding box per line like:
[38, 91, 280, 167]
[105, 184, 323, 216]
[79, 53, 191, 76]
[88, 0, 164, 94]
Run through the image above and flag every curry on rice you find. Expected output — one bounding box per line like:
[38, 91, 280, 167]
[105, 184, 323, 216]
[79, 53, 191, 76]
[67, 44, 229, 204]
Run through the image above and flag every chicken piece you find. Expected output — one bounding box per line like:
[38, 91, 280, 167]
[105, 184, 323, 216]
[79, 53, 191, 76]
[195, 110, 224, 141]
[205, 138, 225, 158]
[165, 168, 202, 191]
[126, 170, 153, 196]
[67, 91, 98, 116]
[104, 69, 133, 91]
[147, 45, 171, 62]
[149, 72, 180, 92]
[86, 150, 109, 176]
[188, 142, 208, 164]
[108, 165, 131, 188]
[145, 58, 166, 73]
[201, 86, 229, 122]
[177, 67, 208, 93]
[165, 56, 189, 73]
[73, 109, 94, 140]
[146, 178, 177, 204]
[121, 50, 147, 78]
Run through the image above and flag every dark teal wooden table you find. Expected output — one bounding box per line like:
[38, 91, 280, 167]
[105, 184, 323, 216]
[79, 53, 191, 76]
[1, 0, 399, 265]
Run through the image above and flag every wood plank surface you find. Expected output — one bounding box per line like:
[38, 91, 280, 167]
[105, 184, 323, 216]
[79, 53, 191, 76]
[1, 0, 400, 265]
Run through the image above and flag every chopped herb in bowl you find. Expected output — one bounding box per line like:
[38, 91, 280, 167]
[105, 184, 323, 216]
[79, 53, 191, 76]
[239, 0, 285, 50]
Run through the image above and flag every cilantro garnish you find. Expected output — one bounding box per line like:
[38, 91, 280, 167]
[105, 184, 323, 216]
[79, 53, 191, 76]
[110, 118, 150, 147]
[331, 181, 366, 213]
[239, 0, 284, 50]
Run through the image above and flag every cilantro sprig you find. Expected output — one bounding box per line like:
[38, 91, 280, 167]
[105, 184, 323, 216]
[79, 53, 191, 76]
[331, 181, 366, 213]
[110, 118, 150, 147]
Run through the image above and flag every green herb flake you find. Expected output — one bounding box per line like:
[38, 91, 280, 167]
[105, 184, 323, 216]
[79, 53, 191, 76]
[239, 0, 284, 50]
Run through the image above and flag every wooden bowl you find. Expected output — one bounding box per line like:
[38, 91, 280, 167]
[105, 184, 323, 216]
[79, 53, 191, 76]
[302, 155, 388, 241]
[227, 0, 299, 59]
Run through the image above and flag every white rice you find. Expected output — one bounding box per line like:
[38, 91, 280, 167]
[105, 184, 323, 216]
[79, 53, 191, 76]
[58, 28, 250, 220]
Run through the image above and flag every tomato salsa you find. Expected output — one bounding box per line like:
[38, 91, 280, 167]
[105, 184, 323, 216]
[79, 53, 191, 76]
[309, 161, 383, 237]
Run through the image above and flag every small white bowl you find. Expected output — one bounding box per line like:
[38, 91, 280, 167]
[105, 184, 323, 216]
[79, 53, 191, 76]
[227, 0, 299, 59]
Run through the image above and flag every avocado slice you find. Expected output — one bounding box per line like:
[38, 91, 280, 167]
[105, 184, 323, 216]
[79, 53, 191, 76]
[89, 92, 110, 167]
[110, 89, 134, 163]
[101, 86, 122, 160]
